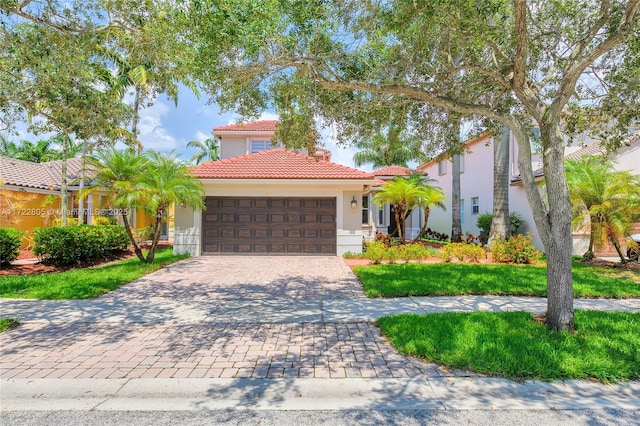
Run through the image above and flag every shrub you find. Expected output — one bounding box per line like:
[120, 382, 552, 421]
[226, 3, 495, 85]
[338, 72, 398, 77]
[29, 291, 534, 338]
[441, 242, 486, 263]
[33, 225, 129, 265]
[490, 234, 541, 264]
[476, 212, 526, 238]
[422, 228, 449, 242]
[364, 241, 387, 264]
[343, 251, 365, 259]
[93, 216, 117, 226]
[0, 227, 25, 265]
[476, 212, 493, 237]
[384, 246, 402, 263]
[375, 232, 398, 247]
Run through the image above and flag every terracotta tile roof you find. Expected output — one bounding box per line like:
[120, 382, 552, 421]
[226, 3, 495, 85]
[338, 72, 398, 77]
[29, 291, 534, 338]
[0, 156, 84, 190]
[191, 149, 375, 180]
[373, 166, 419, 177]
[212, 120, 278, 132]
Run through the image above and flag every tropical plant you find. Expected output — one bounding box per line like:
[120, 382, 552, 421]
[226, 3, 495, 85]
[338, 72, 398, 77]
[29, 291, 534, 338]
[565, 155, 640, 262]
[0, 136, 82, 163]
[353, 124, 424, 168]
[187, 137, 220, 164]
[371, 176, 420, 241]
[410, 175, 447, 242]
[372, 174, 447, 241]
[85, 148, 204, 263]
[138, 151, 205, 262]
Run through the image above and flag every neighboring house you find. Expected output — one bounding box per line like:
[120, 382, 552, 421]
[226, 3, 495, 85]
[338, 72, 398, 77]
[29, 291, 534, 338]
[0, 155, 158, 246]
[418, 131, 640, 255]
[174, 121, 376, 256]
[362, 165, 424, 241]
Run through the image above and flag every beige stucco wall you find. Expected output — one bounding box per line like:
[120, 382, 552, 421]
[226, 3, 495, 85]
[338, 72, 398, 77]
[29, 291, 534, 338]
[219, 137, 248, 159]
[174, 180, 370, 256]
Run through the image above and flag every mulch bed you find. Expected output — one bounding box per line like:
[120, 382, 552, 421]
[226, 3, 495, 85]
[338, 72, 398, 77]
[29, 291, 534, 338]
[582, 258, 640, 272]
[1, 243, 172, 277]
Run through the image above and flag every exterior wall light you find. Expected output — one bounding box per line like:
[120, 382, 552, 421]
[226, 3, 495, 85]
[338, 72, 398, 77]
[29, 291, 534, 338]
[351, 196, 358, 209]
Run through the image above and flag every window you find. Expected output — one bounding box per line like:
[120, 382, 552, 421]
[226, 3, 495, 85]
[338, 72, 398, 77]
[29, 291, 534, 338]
[458, 154, 464, 173]
[471, 197, 479, 215]
[250, 139, 271, 153]
[460, 199, 465, 226]
[362, 195, 369, 225]
[378, 207, 385, 226]
[438, 160, 447, 175]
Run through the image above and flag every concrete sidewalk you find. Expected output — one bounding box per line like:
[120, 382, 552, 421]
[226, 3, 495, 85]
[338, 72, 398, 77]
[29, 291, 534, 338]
[2, 296, 639, 324]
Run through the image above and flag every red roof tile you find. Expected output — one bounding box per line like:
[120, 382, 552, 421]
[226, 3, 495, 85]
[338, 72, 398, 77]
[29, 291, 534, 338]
[212, 120, 278, 132]
[373, 166, 418, 177]
[191, 149, 374, 180]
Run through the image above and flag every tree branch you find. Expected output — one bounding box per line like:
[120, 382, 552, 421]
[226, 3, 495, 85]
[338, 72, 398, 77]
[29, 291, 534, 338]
[551, 0, 640, 116]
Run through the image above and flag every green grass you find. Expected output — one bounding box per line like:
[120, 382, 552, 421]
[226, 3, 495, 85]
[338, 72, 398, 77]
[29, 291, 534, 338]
[0, 318, 19, 332]
[376, 310, 640, 383]
[354, 260, 640, 298]
[0, 248, 189, 299]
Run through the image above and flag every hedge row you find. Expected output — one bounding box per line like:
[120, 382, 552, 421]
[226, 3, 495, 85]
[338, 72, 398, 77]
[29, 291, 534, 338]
[33, 225, 129, 265]
[0, 227, 25, 265]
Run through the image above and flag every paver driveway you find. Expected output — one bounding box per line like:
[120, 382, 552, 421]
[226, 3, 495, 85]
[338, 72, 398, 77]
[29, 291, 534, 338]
[0, 256, 453, 380]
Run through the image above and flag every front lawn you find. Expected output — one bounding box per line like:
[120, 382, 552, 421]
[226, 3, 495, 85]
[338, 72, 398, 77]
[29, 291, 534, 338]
[377, 310, 640, 383]
[0, 247, 188, 299]
[354, 260, 640, 298]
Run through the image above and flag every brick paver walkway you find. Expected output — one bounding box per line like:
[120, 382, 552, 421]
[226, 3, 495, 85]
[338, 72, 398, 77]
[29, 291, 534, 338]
[0, 257, 458, 380]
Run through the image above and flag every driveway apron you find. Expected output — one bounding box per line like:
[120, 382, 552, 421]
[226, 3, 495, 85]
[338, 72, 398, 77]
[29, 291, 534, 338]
[0, 256, 454, 380]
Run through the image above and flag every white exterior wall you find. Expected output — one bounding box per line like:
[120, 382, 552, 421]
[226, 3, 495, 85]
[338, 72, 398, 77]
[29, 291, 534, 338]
[174, 180, 369, 257]
[217, 131, 284, 160]
[420, 135, 495, 239]
[418, 132, 639, 255]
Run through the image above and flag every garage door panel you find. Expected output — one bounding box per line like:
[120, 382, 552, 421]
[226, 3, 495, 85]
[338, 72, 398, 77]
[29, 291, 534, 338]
[202, 196, 336, 255]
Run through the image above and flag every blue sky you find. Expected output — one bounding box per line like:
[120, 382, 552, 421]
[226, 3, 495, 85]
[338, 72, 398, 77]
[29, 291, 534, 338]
[138, 88, 363, 170]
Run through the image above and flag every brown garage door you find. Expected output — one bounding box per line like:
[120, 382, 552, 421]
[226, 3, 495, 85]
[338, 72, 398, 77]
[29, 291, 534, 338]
[202, 197, 336, 254]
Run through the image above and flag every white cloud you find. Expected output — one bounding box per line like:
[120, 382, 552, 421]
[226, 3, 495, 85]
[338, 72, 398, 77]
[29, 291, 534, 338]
[136, 101, 178, 151]
[194, 131, 210, 142]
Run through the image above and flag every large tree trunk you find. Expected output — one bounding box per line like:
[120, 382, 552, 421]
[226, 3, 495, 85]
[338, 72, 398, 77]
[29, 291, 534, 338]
[451, 153, 462, 242]
[509, 119, 574, 331]
[488, 125, 510, 244]
[540, 122, 575, 331]
[450, 115, 463, 242]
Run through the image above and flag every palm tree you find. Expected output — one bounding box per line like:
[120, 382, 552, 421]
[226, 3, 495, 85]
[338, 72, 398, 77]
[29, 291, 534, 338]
[372, 176, 425, 240]
[139, 151, 204, 262]
[566, 155, 640, 262]
[85, 148, 204, 263]
[187, 137, 220, 164]
[353, 125, 424, 168]
[409, 174, 448, 242]
[85, 148, 150, 262]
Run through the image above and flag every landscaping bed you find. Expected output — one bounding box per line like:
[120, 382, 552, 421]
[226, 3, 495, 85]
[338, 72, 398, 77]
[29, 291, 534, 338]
[1, 243, 173, 276]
